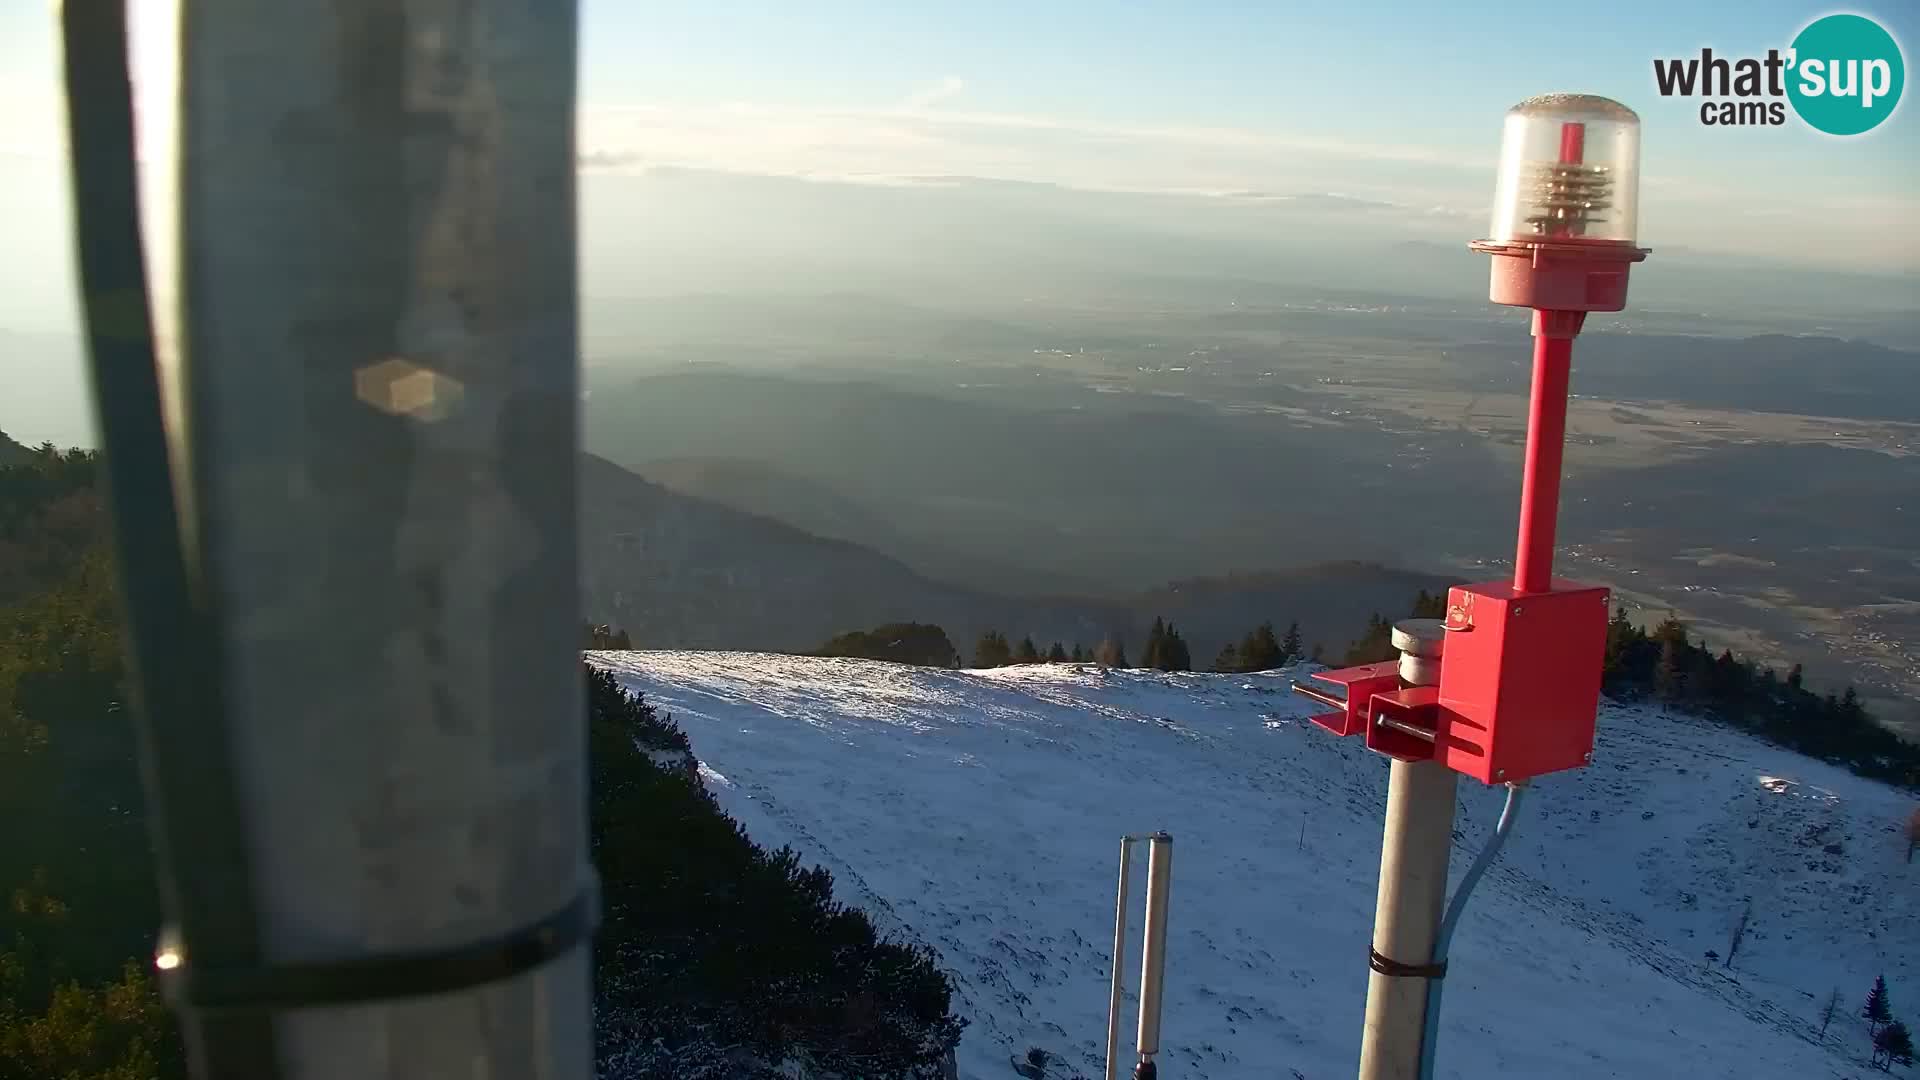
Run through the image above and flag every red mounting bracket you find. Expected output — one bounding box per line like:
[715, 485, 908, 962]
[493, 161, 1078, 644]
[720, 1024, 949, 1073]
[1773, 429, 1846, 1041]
[1293, 663, 1444, 762]
[1296, 662, 1397, 737]
[1366, 686, 1441, 762]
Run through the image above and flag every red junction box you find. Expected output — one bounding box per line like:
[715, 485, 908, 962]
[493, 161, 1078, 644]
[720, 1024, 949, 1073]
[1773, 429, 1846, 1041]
[1437, 580, 1611, 784]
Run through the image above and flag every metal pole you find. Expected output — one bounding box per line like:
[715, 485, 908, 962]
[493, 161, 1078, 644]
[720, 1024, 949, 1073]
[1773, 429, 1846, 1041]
[1512, 328, 1574, 594]
[163, 1, 592, 1078]
[1136, 833, 1174, 1073]
[1105, 837, 1134, 1080]
[1358, 623, 1456, 1080]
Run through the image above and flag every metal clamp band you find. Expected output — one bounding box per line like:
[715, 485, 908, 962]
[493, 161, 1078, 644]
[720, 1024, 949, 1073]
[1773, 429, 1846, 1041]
[1369, 946, 1446, 980]
[161, 881, 601, 1012]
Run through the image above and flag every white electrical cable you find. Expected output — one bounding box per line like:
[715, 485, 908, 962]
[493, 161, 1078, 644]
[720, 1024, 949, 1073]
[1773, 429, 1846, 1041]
[1418, 782, 1526, 1080]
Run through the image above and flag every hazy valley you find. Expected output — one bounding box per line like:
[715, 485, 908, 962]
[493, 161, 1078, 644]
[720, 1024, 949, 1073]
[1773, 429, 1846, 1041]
[577, 269, 1919, 730]
[9, 167, 1916, 726]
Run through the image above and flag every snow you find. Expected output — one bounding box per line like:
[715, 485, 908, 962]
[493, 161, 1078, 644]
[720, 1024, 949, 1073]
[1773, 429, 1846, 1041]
[588, 651, 1919, 1079]
[645, 747, 695, 772]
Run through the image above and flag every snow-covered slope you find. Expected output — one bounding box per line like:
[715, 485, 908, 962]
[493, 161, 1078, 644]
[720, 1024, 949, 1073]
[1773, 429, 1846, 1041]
[589, 652, 1919, 1079]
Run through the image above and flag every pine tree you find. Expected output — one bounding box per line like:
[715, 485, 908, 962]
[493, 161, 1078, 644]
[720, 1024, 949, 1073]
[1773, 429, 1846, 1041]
[1877, 1020, 1914, 1070]
[1279, 620, 1304, 665]
[973, 630, 1012, 668]
[1655, 636, 1688, 705]
[1843, 686, 1868, 727]
[1865, 975, 1893, 1035]
[1343, 613, 1394, 665]
[1310, 642, 1326, 664]
[1237, 621, 1284, 672]
[1787, 663, 1805, 693]
[1601, 606, 1644, 685]
[1410, 589, 1446, 619]
[1210, 643, 1241, 673]
[1046, 641, 1068, 663]
[1710, 648, 1743, 701]
[1141, 617, 1167, 670]
[1161, 622, 1191, 672]
[1013, 636, 1042, 664]
[1094, 636, 1129, 668]
[1070, 643, 1086, 663]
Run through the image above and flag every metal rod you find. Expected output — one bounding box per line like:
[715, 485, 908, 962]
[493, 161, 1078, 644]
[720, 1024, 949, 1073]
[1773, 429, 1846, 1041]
[1136, 833, 1174, 1059]
[1558, 121, 1586, 166]
[1105, 837, 1134, 1080]
[1376, 715, 1438, 743]
[1289, 683, 1346, 711]
[1358, 760, 1459, 1080]
[1513, 330, 1573, 594]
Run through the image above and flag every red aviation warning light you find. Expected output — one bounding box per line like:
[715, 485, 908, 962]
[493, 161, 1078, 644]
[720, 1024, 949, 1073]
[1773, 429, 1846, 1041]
[1295, 92, 1650, 787]
[1285, 92, 1656, 1080]
[1444, 93, 1650, 784]
[1473, 93, 1648, 315]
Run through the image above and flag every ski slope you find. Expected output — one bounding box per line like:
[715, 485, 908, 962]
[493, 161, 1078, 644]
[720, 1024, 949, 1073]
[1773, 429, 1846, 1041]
[589, 651, 1919, 1079]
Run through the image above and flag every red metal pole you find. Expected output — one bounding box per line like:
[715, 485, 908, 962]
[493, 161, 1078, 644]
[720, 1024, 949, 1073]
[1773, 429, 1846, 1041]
[1558, 122, 1585, 166]
[1513, 317, 1576, 594]
[1510, 120, 1593, 593]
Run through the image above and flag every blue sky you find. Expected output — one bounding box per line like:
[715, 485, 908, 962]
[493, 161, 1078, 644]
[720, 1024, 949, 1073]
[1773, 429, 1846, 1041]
[0, 0, 1912, 261]
[575, 0, 1918, 239]
[587, 0, 1914, 139]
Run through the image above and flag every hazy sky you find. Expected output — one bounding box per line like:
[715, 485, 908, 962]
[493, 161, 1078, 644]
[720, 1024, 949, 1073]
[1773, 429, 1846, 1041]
[572, 1, 1918, 257]
[0, 1, 1915, 444]
[1, 2, 1912, 250]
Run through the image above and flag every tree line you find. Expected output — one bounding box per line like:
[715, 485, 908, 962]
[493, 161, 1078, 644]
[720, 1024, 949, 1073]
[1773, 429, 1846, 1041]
[815, 590, 1447, 676]
[964, 616, 1313, 674]
[811, 583, 1916, 794]
[1602, 607, 1920, 789]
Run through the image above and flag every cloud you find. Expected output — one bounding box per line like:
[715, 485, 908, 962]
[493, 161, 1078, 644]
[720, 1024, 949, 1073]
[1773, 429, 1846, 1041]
[577, 101, 1489, 211]
[572, 99, 1920, 268]
[900, 76, 966, 111]
[1221, 191, 1405, 211]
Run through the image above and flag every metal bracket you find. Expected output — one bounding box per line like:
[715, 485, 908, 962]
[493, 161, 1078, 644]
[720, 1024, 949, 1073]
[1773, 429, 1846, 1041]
[1291, 664, 1446, 763]
[1365, 686, 1443, 762]
[1290, 662, 1399, 737]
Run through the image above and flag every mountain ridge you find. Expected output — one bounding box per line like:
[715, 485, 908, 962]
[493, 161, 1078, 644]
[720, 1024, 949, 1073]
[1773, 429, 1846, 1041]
[579, 451, 1448, 657]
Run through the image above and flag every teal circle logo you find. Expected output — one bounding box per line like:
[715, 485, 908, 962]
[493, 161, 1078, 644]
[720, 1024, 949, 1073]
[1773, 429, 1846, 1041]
[1787, 14, 1905, 135]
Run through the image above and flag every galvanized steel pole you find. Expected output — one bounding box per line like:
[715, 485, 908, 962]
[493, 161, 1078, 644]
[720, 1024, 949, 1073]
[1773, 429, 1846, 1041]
[1105, 836, 1134, 1080]
[1358, 622, 1455, 1080]
[1136, 833, 1174, 1078]
[143, 1, 592, 1076]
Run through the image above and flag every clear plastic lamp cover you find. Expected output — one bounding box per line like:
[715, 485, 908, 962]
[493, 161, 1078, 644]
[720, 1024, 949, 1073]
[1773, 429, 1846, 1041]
[1487, 94, 1640, 245]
